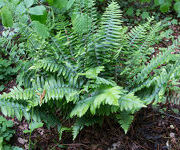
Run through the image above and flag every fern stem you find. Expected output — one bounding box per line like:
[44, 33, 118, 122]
[28, 107, 34, 150]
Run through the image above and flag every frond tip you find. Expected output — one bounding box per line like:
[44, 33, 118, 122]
[70, 86, 125, 117]
[116, 112, 134, 134]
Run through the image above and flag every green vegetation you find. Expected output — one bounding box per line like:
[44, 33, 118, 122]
[140, 0, 180, 16]
[104, 0, 180, 17]
[0, 116, 22, 150]
[0, 0, 179, 148]
[0, 30, 21, 91]
[0, 116, 14, 148]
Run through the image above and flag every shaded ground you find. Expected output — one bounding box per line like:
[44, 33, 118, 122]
[73, 106, 180, 150]
[2, 105, 179, 150]
[0, 79, 16, 95]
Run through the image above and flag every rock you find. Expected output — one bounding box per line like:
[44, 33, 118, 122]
[169, 132, 175, 138]
[18, 137, 28, 145]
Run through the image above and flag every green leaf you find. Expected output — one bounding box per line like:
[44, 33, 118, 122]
[30, 11, 47, 24]
[116, 112, 134, 134]
[0, 1, 5, 8]
[174, 2, 180, 14]
[23, 129, 30, 133]
[72, 13, 92, 34]
[24, 122, 43, 133]
[0, 137, 3, 150]
[58, 127, 71, 140]
[53, 0, 68, 10]
[1, 106, 8, 116]
[66, 0, 75, 10]
[0, 85, 5, 91]
[81, 66, 104, 79]
[24, 0, 34, 8]
[141, 12, 150, 19]
[93, 86, 123, 108]
[160, 2, 171, 13]
[6, 120, 14, 127]
[71, 86, 125, 117]
[30, 122, 43, 130]
[155, 0, 165, 5]
[70, 97, 94, 117]
[1, 6, 13, 27]
[46, 0, 54, 5]
[29, 5, 46, 15]
[15, 2, 26, 15]
[119, 93, 146, 111]
[12, 147, 23, 150]
[126, 7, 134, 16]
[31, 21, 49, 38]
[171, 19, 178, 25]
[72, 122, 83, 140]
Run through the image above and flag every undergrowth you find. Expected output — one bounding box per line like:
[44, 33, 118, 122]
[0, 0, 179, 143]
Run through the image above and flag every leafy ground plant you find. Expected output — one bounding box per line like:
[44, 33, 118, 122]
[0, 116, 22, 150]
[0, 0, 179, 144]
[118, 0, 180, 17]
[0, 29, 22, 92]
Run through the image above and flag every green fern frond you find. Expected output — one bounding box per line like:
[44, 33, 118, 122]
[72, 116, 103, 140]
[134, 37, 180, 85]
[127, 17, 153, 49]
[134, 50, 173, 84]
[0, 99, 30, 121]
[33, 108, 61, 129]
[0, 98, 61, 129]
[2, 0, 179, 139]
[2, 76, 79, 105]
[31, 59, 78, 76]
[44, 86, 79, 103]
[72, 13, 92, 34]
[71, 86, 130, 117]
[93, 86, 123, 108]
[95, 77, 116, 86]
[134, 59, 180, 104]
[70, 97, 94, 117]
[29, 59, 79, 89]
[80, 66, 104, 79]
[137, 22, 161, 53]
[166, 91, 180, 107]
[98, 1, 123, 50]
[72, 121, 83, 140]
[1, 87, 34, 101]
[119, 92, 146, 111]
[35, 77, 79, 103]
[72, 0, 97, 34]
[120, 18, 162, 81]
[116, 112, 134, 134]
[80, 1, 125, 70]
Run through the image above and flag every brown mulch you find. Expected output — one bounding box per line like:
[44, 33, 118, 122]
[5, 106, 179, 150]
[0, 79, 16, 95]
[68, 107, 180, 150]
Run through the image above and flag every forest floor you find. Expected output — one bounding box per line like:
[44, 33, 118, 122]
[0, 19, 180, 150]
[2, 99, 180, 150]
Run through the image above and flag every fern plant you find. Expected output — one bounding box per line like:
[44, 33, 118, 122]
[0, 29, 22, 92]
[0, 116, 23, 150]
[0, 0, 179, 140]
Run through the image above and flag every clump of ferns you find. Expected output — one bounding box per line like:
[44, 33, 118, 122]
[1, 0, 180, 140]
